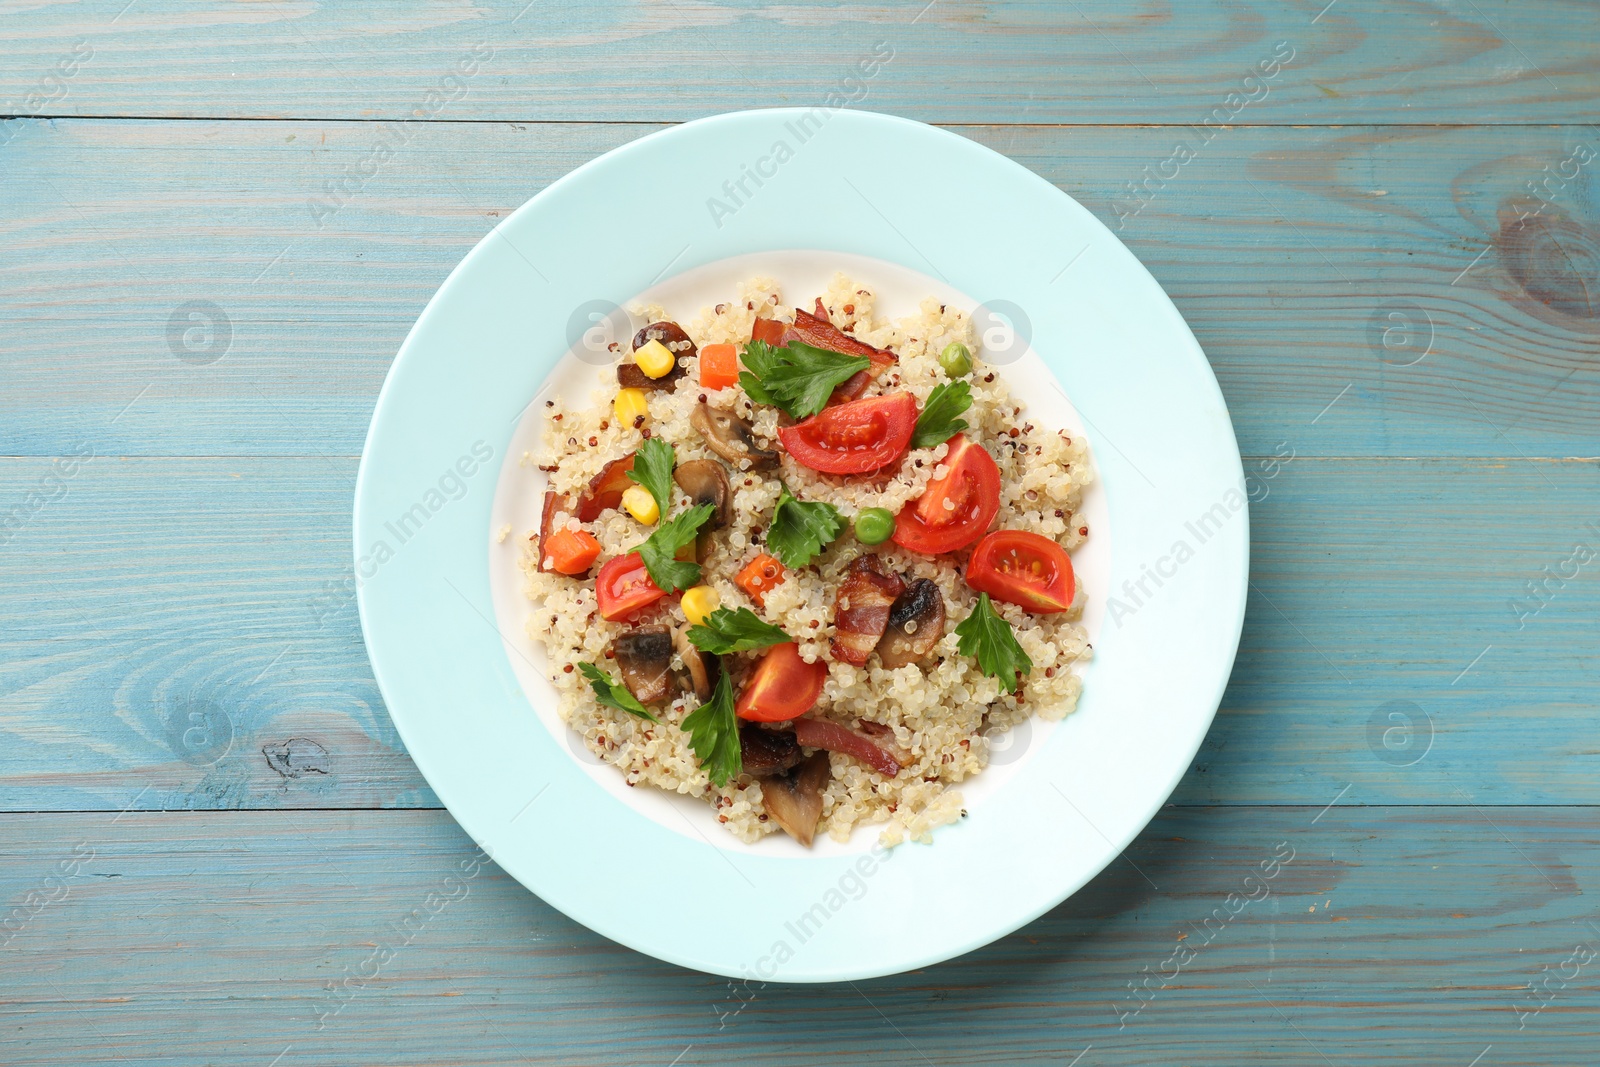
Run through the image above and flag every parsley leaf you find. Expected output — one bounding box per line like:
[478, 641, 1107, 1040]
[687, 607, 792, 655]
[578, 662, 660, 723]
[737, 340, 782, 407]
[634, 503, 715, 593]
[766, 484, 844, 569]
[954, 593, 1033, 694]
[625, 436, 676, 519]
[680, 667, 741, 787]
[738, 339, 871, 419]
[911, 380, 973, 449]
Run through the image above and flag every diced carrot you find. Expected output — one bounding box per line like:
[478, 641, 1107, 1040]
[735, 553, 786, 608]
[700, 343, 740, 390]
[542, 529, 602, 575]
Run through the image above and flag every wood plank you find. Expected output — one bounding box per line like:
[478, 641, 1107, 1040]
[0, 456, 433, 812]
[2, 456, 1597, 810]
[2, 1, 1597, 124]
[4, 120, 1598, 459]
[1, 807, 1595, 1065]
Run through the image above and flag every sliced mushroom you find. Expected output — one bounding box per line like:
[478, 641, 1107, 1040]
[618, 321, 695, 391]
[739, 723, 802, 777]
[617, 360, 686, 392]
[672, 625, 722, 702]
[876, 579, 946, 668]
[611, 627, 673, 705]
[633, 321, 698, 360]
[691, 403, 778, 469]
[673, 459, 732, 530]
[829, 554, 906, 666]
[760, 750, 831, 847]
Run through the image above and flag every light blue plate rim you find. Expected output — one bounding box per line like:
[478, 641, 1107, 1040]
[355, 108, 1248, 982]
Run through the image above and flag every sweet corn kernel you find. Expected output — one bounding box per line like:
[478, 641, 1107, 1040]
[613, 387, 648, 426]
[621, 484, 659, 525]
[681, 585, 720, 628]
[633, 338, 676, 378]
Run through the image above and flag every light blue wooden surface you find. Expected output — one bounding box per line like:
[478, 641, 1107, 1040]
[2, 3, 1598, 1064]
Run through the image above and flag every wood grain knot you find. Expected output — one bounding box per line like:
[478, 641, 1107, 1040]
[1496, 202, 1600, 321]
[262, 738, 330, 779]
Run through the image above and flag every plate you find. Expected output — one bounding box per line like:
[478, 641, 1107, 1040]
[355, 108, 1247, 982]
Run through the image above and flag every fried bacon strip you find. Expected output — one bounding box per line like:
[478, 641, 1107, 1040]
[829, 554, 905, 666]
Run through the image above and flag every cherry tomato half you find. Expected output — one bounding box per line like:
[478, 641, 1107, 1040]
[735, 642, 828, 722]
[596, 552, 668, 621]
[777, 392, 917, 475]
[966, 530, 1076, 613]
[891, 433, 1001, 555]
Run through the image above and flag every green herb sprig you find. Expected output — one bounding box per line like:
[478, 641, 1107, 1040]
[680, 668, 741, 787]
[634, 503, 715, 592]
[578, 662, 660, 723]
[954, 593, 1033, 694]
[765, 485, 844, 569]
[911, 380, 973, 449]
[739, 339, 871, 420]
[687, 607, 792, 655]
[625, 436, 676, 520]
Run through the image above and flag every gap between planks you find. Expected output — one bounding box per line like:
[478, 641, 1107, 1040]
[7, 114, 1600, 130]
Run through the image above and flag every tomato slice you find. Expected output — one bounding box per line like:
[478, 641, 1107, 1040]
[777, 392, 917, 475]
[966, 530, 1076, 613]
[891, 434, 1001, 555]
[735, 642, 828, 722]
[596, 552, 668, 621]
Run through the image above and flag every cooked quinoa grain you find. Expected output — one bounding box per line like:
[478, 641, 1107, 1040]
[522, 274, 1094, 846]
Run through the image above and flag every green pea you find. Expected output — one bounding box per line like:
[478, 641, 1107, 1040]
[854, 507, 896, 545]
[939, 342, 973, 377]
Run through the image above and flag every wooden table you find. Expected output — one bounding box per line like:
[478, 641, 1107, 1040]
[4, 3, 1598, 1063]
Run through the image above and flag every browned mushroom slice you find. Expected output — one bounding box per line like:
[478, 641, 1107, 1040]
[617, 360, 686, 392]
[611, 627, 673, 705]
[672, 625, 722, 702]
[633, 320, 698, 360]
[690, 403, 778, 469]
[829, 554, 906, 666]
[617, 321, 695, 392]
[876, 579, 946, 668]
[673, 459, 732, 530]
[739, 723, 802, 777]
[761, 750, 831, 847]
